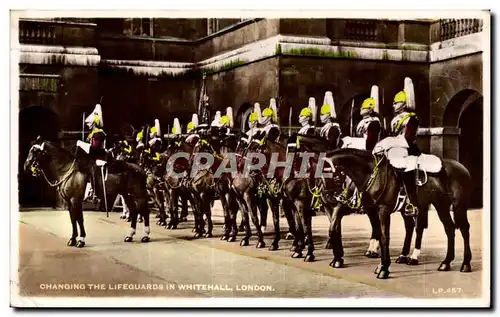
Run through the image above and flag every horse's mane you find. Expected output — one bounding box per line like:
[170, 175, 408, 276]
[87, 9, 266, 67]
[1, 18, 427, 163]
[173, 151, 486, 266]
[44, 140, 77, 161]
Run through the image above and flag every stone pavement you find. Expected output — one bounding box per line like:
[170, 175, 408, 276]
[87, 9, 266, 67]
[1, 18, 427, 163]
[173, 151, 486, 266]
[13, 202, 487, 305]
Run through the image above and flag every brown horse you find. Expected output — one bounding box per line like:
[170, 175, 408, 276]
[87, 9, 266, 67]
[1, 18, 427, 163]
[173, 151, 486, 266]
[24, 137, 151, 246]
[323, 148, 472, 279]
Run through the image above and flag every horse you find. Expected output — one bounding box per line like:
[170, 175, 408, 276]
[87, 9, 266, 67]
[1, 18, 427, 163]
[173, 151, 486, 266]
[323, 148, 472, 279]
[23, 137, 151, 246]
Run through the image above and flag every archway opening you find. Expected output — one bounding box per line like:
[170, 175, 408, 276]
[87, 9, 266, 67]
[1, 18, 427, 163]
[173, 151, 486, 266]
[19, 106, 61, 207]
[458, 96, 483, 208]
[236, 103, 252, 132]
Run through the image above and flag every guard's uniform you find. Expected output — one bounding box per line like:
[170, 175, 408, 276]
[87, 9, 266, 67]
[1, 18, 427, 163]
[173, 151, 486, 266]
[145, 119, 163, 163]
[85, 104, 107, 160]
[255, 98, 280, 143]
[287, 98, 317, 152]
[356, 99, 382, 152]
[319, 92, 342, 149]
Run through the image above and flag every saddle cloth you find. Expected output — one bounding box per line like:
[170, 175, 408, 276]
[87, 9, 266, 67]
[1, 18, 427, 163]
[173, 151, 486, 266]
[341, 136, 366, 150]
[375, 136, 442, 173]
[77, 140, 91, 154]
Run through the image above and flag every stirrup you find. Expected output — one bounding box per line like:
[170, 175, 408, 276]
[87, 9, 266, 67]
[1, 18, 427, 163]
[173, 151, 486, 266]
[403, 202, 419, 217]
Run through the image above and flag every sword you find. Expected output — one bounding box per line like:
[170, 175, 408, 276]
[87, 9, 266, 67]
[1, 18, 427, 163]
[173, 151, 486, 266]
[100, 166, 109, 217]
[288, 106, 292, 137]
[82, 113, 85, 141]
[349, 100, 354, 137]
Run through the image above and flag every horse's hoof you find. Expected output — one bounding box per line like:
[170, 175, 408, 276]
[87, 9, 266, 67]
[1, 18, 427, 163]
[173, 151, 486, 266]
[166, 224, 172, 229]
[304, 254, 315, 262]
[171, 224, 178, 230]
[155, 214, 160, 218]
[193, 232, 202, 239]
[290, 245, 298, 252]
[325, 241, 333, 249]
[204, 232, 213, 238]
[220, 235, 228, 241]
[330, 258, 344, 268]
[124, 236, 133, 242]
[438, 262, 451, 271]
[367, 251, 379, 259]
[120, 215, 126, 219]
[192, 228, 197, 233]
[395, 255, 409, 264]
[285, 233, 294, 240]
[76, 240, 85, 248]
[180, 217, 188, 222]
[256, 241, 266, 249]
[268, 243, 279, 251]
[240, 238, 249, 246]
[138, 218, 143, 223]
[157, 220, 166, 226]
[126, 218, 131, 222]
[292, 252, 303, 259]
[377, 269, 390, 279]
[460, 263, 472, 273]
[67, 238, 77, 247]
[141, 236, 150, 243]
[407, 258, 419, 266]
[228, 236, 236, 243]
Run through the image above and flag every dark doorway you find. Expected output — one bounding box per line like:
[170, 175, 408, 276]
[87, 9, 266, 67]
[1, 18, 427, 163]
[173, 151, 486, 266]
[19, 106, 61, 207]
[458, 97, 483, 208]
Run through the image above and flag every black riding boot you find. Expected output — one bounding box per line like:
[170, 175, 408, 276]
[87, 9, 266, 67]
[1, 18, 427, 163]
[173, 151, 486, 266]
[401, 171, 419, 217]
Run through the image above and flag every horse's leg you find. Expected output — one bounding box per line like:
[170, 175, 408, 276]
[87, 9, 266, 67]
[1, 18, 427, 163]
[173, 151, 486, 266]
[281, 198, 297, 241]
[407, 206, 429, 266]
[203, 193, 213, 238]
[73, 199, 86, 248]
[155, 187, 167, 227]
[245, 192, 265, 248]
[303, 200, 315, 262]
[324, 203, 334, 249]
[235, 195, 251, 246]
[124, 195, 137, 242]
[291, 200, 305, 258]
[329, 204, 345, 268]
[219, 191, 230, 240]
[139, 196, 151, 243]
[365, 208, 381, 258]
[436, 202, 456, 272]
[454, 205, 472, 272]
[268, 198, 281, 251]
[180, 196, 188, 222]
[67, 200, 78, 247]
[259, 197, 269, 232]
[168, 189, 179, 229]
[376, 205, 391, 279]
[395, 213, 415, 264]
[227, 192, 239, 242]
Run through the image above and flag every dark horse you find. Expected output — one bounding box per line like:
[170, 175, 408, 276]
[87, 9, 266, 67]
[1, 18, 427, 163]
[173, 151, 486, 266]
[323, 148, 472, 279]
[24, 137, 151, 246]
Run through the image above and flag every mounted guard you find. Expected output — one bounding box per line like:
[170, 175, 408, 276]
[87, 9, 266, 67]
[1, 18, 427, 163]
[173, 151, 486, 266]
[144, 119, 162, 163]
[256, 98, 280, 142]
[218, 107, 235, 136]
[241, 102, 262, 145]
[372, 77, 442, 217]
[287, 97, 317, 152]
[319, 92, 342, 148]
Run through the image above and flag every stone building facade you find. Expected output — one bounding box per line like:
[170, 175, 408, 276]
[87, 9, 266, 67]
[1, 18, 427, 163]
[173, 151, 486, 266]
[16, 17, 486, 207]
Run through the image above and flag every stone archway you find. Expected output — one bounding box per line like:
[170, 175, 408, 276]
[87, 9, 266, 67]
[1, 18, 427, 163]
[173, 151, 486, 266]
[236, 103, 253, 132]
[19, 105, 61, 207]
[443, 89, 483, 208]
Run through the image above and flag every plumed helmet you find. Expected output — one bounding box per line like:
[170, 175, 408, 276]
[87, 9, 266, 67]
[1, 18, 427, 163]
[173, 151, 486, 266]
[226, 107, 234, 128]
[150, 119, 161, 137]
[85, 103, 104, 128]
[219, 115, 231, 127]
[393, 91, 407, 104]
[370, 85, 380, 114]
[361, 97, 376, 111]
[299, 107, 313, 118]
[191, 113, 199, 128]
[249, 112, 259, 122]
[321, 91, 337, 119]
[308, 97, 317, 123]
[253, 102, 262, 122]
[172, 118, 181, 135]
[404, 77, 416, 110]
[269, 98, 278, 123]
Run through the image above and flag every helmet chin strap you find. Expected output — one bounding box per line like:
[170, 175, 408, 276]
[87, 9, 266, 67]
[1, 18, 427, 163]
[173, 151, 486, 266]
[299, 116, 309, 126]
[360, 109, 372, 117]
[320, 115, 329, 124]
[393, 102, 406, 114]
